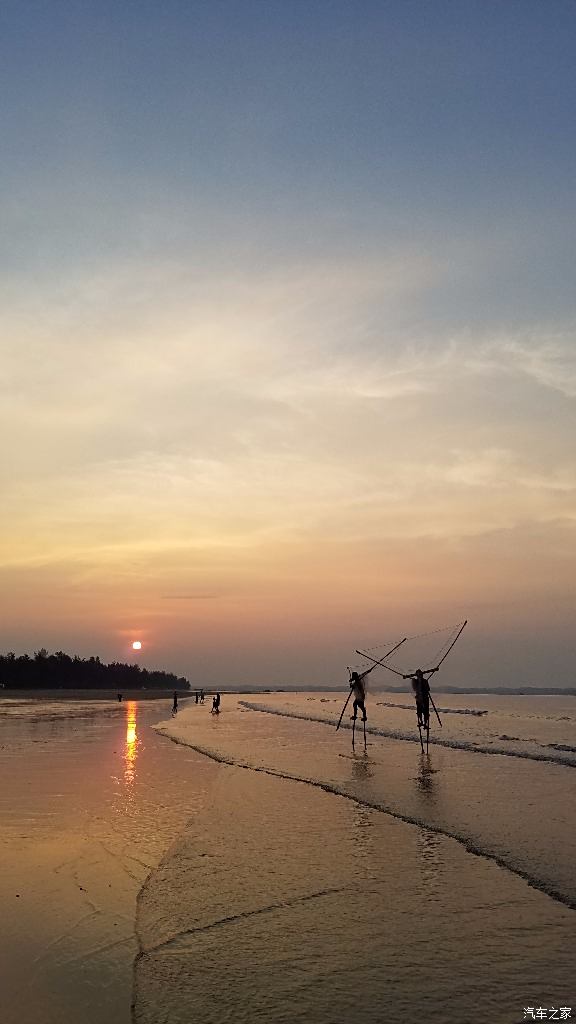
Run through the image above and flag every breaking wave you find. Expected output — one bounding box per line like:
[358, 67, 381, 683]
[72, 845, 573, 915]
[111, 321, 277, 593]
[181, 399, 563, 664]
[376, 700, 488, 716]
[240, 702, 576, 769]
[154, 718, 576, 911]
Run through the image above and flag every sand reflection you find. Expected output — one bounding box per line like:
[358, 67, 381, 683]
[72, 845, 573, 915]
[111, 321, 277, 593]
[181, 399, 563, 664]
[350, 751, 374, 782]
[124, 701, 138, 789]
[415, 753, 437, 803]
[417, 827, 443, 895]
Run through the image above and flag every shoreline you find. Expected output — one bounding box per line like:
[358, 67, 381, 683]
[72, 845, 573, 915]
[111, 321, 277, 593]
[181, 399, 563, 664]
[2, 685, 575, 700]
[1, 695, 574, 1023]
[0, 699, 224, 1024]
[138, 721, 576, 1023]
[155, 693, 576, 909]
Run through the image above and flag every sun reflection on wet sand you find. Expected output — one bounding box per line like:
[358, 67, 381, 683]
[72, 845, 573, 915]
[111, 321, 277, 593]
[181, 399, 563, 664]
[124, 701, 138, 790]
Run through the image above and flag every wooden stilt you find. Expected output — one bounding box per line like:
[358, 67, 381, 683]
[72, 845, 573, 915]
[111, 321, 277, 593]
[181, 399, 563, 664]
[352, 717, 356, 750]
[363, 718, 367, 751]
[417, 720, 424, 753]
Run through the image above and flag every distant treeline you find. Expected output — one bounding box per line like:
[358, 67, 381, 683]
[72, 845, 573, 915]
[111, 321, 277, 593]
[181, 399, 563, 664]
[0, 649, 190, 691]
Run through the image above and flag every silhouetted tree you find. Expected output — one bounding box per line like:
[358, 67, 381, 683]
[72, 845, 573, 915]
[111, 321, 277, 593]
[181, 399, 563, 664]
[0, 651, 190, 691]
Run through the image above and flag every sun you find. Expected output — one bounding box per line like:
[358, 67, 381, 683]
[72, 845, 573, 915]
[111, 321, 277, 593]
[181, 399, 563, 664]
[132, 641, 142, 651]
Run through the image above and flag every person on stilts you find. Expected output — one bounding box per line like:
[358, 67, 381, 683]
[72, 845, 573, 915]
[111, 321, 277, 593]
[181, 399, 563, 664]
[348, 665, 376, 749]
[356, 621, 466, 752]
[405, 668, 437, 751]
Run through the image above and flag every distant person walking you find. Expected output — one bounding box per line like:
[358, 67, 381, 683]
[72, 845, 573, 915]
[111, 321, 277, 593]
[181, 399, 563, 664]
[172, 691, 178, 714]
[200, 689, 205, 704]
[211, 692, 221, 715]
[117, 693, 122, 703]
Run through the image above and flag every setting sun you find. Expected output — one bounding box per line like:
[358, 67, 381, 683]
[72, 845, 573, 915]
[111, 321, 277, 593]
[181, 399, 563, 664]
[132, 641, 142, 651]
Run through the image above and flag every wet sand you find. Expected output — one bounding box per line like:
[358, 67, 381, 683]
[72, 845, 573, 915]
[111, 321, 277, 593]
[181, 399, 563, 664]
[1, 696, 574, 1024]
[0, 699, 221, 1024]
[135, 766, 575, 1024]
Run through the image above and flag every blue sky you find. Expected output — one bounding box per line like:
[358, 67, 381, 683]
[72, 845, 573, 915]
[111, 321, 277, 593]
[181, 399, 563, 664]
[1, 1, 575, 686]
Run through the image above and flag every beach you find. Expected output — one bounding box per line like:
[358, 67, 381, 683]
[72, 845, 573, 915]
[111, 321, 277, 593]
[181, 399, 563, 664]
[1, 692, 574, 1024]
[0, 696, 220, 1024]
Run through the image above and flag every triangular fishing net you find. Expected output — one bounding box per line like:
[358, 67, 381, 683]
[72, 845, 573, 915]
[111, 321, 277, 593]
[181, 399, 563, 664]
[357, 621, 467, 679]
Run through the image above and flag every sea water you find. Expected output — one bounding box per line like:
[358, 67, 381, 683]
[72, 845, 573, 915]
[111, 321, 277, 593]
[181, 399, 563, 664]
[1, 692, 574, 1024]
[137, 690, 575, 1024]
[0, 697, 223, 1024]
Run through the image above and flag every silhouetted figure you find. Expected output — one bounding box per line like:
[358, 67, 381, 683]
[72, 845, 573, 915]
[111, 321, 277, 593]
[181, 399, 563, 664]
[117, 693, 122, 703]
[211, 692, 221, 714]
[200, 689, 205, 704]
[349, 665, 377, 723]
[195, 691, 199, 704]
[172, 691, 178, 714]
[405, 668, 437, 728]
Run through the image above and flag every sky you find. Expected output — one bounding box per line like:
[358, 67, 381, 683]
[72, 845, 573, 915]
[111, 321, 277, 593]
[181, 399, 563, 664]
[1, 1, 575, 688]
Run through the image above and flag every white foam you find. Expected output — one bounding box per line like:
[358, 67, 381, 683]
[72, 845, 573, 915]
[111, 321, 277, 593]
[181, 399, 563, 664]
[241, 701, 576, 768]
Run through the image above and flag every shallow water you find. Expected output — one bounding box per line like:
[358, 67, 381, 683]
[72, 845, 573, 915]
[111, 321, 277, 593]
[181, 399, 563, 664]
[258, 690, 576, 765]
[157, 692, 576, 909]
[1, 694, 574, 1024]
[136, 771, 574, 1024]
[0, 697, 220, 1024]
[144, 694, 575, 1024]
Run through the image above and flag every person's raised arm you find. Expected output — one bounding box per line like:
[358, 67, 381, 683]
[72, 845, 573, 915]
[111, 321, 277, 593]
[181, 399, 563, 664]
[361, 663, 379, 679]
